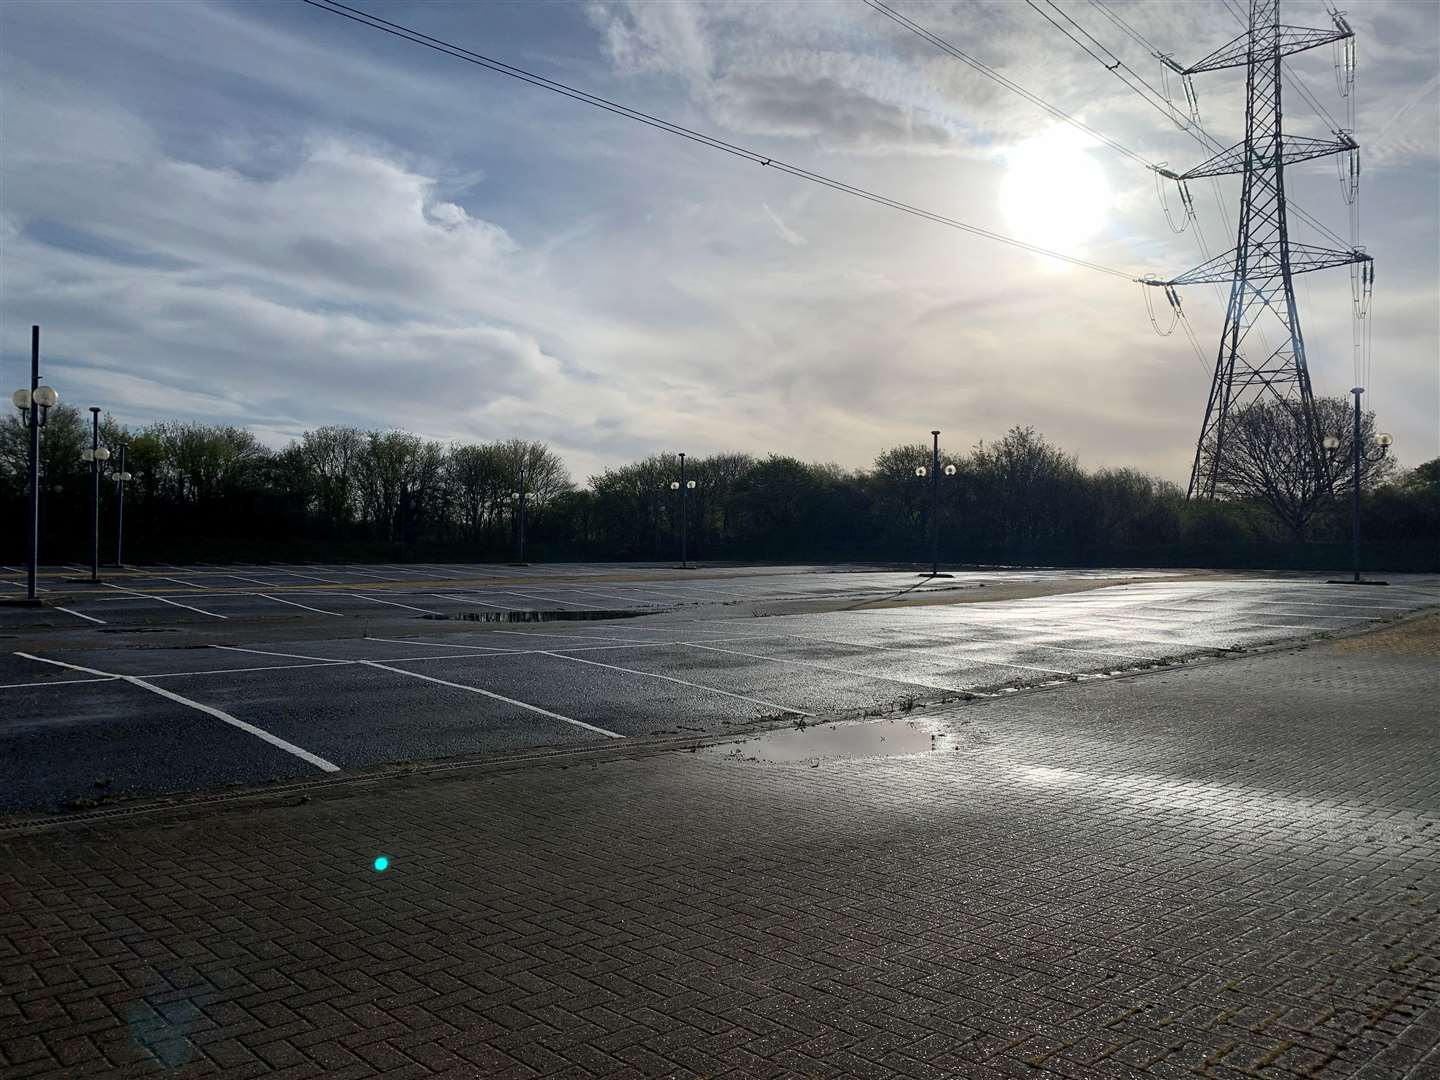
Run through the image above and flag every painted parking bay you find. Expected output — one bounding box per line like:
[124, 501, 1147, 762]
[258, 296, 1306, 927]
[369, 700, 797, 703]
[2, 571, 1436, 815]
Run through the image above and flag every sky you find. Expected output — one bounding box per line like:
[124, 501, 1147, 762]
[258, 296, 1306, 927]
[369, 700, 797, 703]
[2, 0, 1436, 486]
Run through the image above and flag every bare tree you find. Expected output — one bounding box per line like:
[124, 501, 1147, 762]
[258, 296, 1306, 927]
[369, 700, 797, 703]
[1207, 396, 1395, 541]
[499, 438, 571, 510]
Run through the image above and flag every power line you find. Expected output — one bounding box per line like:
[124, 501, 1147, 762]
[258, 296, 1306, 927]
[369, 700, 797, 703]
[861, 0, 1151, 168]
[862, 0, 1248, 391]
[1086, 0, 1162, 57]
[865, 0, 1236, 371]
[1025, 0, 1351, 249]
[1026, 0, 1216, 148]
[298, 0, 1138, 280]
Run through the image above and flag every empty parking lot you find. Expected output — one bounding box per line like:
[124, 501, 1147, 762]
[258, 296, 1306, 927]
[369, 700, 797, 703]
[3, 562, 1435, 816]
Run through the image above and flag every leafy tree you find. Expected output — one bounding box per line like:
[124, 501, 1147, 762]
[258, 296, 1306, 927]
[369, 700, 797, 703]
[142, 423, 269, 505]
[296, 426, 365, 531]
[589, 454, 673, 559]
[2, 404, 1431, 568]
[1086, 468, 1183, 551]
[447, 442, 511, 543]
[968, 427, 1085, 559]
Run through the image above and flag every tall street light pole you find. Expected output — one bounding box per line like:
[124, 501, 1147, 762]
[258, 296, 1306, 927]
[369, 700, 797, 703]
[914, 431, 956, 577]
[85, 407, 111, 583]
[510, 487, 527, 564]
[668, 452, 695, 569]
[12, 327, 59, 601]
[113, 444, 132, 567]
[1323, 387, 1393, 585]
[1349, 386, 1363, 583]
[928, 430, 939, 576]
[27, 329, 42, 599]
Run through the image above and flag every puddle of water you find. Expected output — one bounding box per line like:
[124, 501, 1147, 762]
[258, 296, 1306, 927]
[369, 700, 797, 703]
[705, 718, 955, 763]
[420, 609, 652, 623]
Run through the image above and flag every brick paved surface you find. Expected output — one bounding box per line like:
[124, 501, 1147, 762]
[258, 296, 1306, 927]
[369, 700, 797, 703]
[2, 616, 1437, 1079]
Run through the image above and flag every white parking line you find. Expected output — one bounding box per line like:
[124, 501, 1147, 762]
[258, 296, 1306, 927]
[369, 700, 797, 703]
[365, 661, 624, 738]
[102, 583, 227, 620]
[1186, 597, 1415, 611]
[762, 633, 1074, 675]
[491, 628, 661, 645]
[1148, 605, 1377, 621]
[150, 575, 207, 590]
[681, 641, 970, 695]
[632, 582, 758, 601]
[146, 660, 354, 679]
[365, 635, 517, 653]
[219, 640, 677, 664]
[871, 626, 1161, 663]
[1235, 623, 1330, 632]
[346, 593, 444, 615]
[1078, 614, 1300, 640]
[540, 651, 814, 717]
[257, 594, 345, 617]
[1247, 611, 1382, 621]
[15, 652, 338, 771]
[259, 568, 344, 584]
[53, 606, 107, 625]
[568, 588, 663, 606]
[496, 590, 597, 608]
[432, 593, 509, 609]
[212, 645, 620, 738]
[0, 675, 118, 690]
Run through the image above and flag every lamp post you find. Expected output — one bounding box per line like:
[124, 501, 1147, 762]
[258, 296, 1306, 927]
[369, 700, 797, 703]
[12, 326, 60, 600]
[81, 407, 111, 582]
[1322, 386, 1393, 585]
[509, 487, 527, 564]
[113, 444, 133, 567]
[666, 451, 696, 569]
[913, 430, 956, 577]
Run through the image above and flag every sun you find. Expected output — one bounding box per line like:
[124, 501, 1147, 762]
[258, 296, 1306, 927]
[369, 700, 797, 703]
[999, 127, 1111, 256]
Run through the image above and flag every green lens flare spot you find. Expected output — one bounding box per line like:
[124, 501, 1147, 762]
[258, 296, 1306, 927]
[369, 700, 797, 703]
[373, 856, 389, 872]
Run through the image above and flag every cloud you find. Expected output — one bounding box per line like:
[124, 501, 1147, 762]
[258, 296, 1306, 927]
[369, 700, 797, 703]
[762, 203, 807, 247]
[1, 0, 1435, 483]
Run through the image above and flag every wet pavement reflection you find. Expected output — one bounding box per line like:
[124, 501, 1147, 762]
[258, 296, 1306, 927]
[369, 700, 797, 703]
[705, 716, 960, 763]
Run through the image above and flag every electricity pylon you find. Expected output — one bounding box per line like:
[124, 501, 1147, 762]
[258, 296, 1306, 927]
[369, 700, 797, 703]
[1146, 0, 1370, 499]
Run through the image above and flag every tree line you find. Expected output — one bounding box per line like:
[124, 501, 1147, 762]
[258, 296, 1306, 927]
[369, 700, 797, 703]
[1, 399, 1435, 569]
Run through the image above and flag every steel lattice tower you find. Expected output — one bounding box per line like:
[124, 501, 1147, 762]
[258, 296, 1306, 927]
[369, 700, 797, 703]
[1149, 0, 1369, 499]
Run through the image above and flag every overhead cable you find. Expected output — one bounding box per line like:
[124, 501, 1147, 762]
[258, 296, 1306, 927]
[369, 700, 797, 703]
[862, 0, 1152, 168]
[299, 0, 1138, 280]
[1085, 0, 1162, 57]
[1025, 0, 1351, 249]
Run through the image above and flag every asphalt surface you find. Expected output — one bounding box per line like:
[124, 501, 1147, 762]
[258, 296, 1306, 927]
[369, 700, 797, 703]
[1, 561, 1169, 628]
[3, 562, 1436, 816]
[2, 614, 1437, 1079]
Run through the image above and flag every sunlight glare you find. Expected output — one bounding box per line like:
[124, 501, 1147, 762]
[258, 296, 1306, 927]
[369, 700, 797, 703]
[999, 127, 1111, 257]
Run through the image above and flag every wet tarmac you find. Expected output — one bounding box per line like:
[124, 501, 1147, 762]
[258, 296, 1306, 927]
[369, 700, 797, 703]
[2, 562, 1435, 815]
